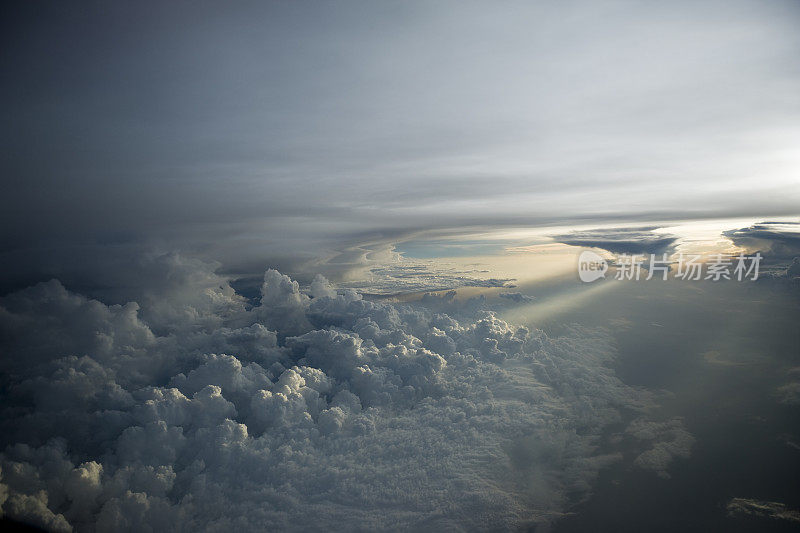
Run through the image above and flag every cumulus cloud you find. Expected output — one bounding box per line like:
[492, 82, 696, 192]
[0, 257, 688, 531]
[625, 418, 695, 479]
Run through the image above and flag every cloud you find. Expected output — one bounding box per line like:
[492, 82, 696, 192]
[723, 222, 800, 262]
[726, 498, 800, 523]
[775, 381, 800, 405]
[0, 257, 689, 531]
[339, 259, 515, 296]
[4, 1, 800, 293]
[625, 418, 695, 479]
[498, 292, 536, 303]
[553, 227, 679, 256]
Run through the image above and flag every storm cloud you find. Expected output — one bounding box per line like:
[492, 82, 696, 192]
[0, 255, 685, 531]
[553, 227, 680, 255]
[723, 222, 800, 261]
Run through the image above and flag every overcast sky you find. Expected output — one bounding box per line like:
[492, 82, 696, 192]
[2, 0, 799, 285]
[2, 4, 800, 530]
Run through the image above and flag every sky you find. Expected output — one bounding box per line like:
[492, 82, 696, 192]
[2, 0, 800, 289]
[1, 2, 800, 532]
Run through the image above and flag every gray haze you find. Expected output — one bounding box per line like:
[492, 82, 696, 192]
[2, 0, 800, 287]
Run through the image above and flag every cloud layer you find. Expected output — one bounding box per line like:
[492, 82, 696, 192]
[0, 255, 686, 531]
[3, 0, 800, 291]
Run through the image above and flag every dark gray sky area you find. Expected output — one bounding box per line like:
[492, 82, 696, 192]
[2, 0, 799, 288]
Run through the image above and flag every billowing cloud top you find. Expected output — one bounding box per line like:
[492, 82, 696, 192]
[0, 255, 689, 531]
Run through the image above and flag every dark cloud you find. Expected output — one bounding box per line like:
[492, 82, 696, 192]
[498, 292, 536, 303]
[723, 222, 800, 261]
[554, 227, 679, 255]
